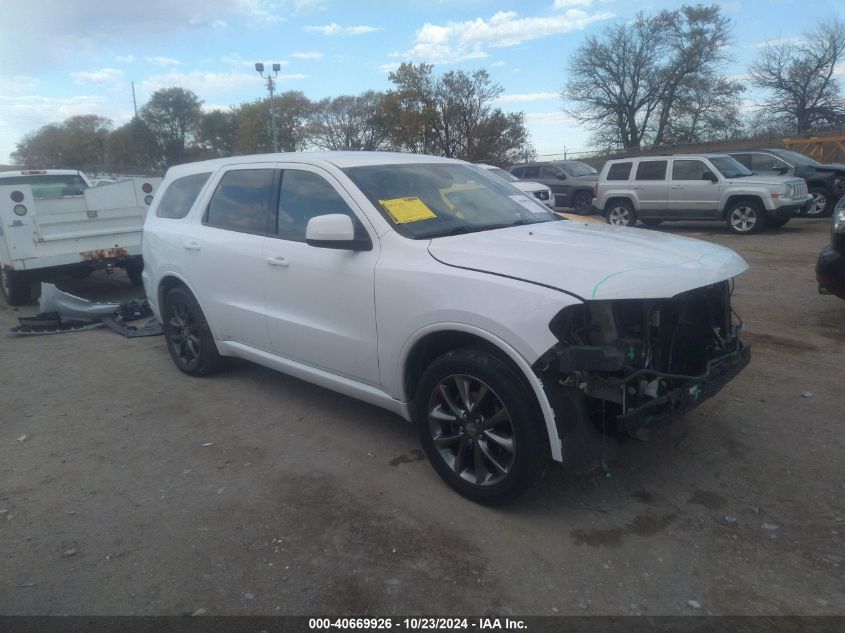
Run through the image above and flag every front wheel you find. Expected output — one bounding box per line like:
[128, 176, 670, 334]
[162, 286, 224, 376]
[726, 200, 765, 234]
[806, 187, 832, 217]
[572, 191, 592, 215]
[1, 268, 30, 306]
[605, 201, 637, 227]
[414, 348, 548, 504]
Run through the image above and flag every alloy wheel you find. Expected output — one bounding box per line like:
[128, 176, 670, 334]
[809, 192, 827, 216]
[730, 205, 758, 232]
[167, 299, 201, 367]
[427, 374, 516, 487]
[608, 206, 631, 225]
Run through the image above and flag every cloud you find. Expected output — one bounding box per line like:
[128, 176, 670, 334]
[524, 111, 577, 125]
[378, 62, 402, 74]
[0, 76, 39, 94]
[290, 51, 324, 60]
[140, 70, 307, 97]
[553, 0, 596, 7]
[496, 92, 560, 103]
[70, 68, 125, 85]
[146, 56, 181, 67]
[303, 23, 382, 35]
[752, 36, 802, 48]
[491, 60, 507, 67]
[116, 54, 135, 63]
[394, 9, 613, 64]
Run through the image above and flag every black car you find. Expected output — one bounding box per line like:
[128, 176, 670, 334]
[509, 160, 598, 213]
[816, 195, 845, 299]
[727, 149, 845, 217]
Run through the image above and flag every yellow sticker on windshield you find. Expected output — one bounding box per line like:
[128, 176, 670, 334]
[379, 197, 437, 224]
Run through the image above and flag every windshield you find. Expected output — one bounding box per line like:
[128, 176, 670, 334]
[343, 162, 557, 239]
[710, 156, 753, 179]
[0, 174, 89, 198]
[561, 161, 598, 177]
[774, 150, 820, 166]
[486, 166, 519, 182]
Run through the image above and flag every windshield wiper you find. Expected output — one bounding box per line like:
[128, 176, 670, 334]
[418, 219, 535, 239]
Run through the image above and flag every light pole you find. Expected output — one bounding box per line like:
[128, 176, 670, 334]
[255, 62, 282, 153]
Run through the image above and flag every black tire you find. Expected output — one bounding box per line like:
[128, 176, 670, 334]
[725, 199, 765, 234]
[414, 347, 548, 504]
[66, 264, 95, 280]
[605, 200, 637, 227]
[1, 268, 30, 306]
[572, 191, 592, 215]
[125, 258, 144, 287]
[806, 187, 833, 217]
[767, 216, 791, 228]
[162, 286, 224, 376]
[640, 218, 663, 227]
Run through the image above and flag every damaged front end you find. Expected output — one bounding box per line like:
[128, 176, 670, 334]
[533, 281, 750, 467]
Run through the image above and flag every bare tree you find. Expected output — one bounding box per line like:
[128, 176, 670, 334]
[749, 19, 845, 133]
[565, 4, 738, 150]
[308, 91, 389, 151]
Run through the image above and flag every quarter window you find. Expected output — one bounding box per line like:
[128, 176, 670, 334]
[156, 172, 211, 219]
[275, 169, 359, 242]
[635, 161, 667, 181]
[672, 160, 712, 181]
[607, 162, 632, 181]
[205, 169, 275, 234]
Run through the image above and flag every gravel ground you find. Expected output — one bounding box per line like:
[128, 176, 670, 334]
[1, 217, 843, 616]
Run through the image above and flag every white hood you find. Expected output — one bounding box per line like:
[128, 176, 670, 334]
[427, 220, 748, 300]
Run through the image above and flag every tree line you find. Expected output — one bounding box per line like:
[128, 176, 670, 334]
[565, 5, 845, 152]
[12, 64, 533, 173]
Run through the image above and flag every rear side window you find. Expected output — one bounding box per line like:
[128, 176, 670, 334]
[606, 162, 632, 180]
[635, 161, 667, 181]
[521, 166, 540, 179]
[541, 166, 563, 179]
[275, 169, 359, 242]
[156, 172, 210, 219]
[205, 169, 275, 234]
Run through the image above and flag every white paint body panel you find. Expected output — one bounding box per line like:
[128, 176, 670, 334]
[142, 152, 750, 464]
[0, 176, 160, 271]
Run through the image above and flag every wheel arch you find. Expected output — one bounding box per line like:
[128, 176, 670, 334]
[722, 194, 766, 219]
[603, 195, 637, 213]
[400, 324, 562, 461]
[156, 273, 221, 344]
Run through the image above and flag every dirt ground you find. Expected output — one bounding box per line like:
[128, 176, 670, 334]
[1, 217, 843, 616]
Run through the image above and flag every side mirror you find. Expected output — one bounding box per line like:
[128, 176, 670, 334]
[703, 171, 718, 183]
[557, 173, 567, 180]
[305, 214, 372, 251]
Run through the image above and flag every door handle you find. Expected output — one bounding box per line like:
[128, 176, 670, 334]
[632, 185, 645, 190]
[266, 256, 289, 268]
[183, 241, 201, 251]
[671, 185, 683, 189]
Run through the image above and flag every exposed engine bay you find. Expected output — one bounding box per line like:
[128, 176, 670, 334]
[534, 281, 750, 447]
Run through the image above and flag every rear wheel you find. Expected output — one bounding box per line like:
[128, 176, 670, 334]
[162, 286, 224, 376]
[726, 200, 765, 234]
[572, 191, 592, 215]
[605, 200, 637, 227]
[1, 268, 30, 306]
[806, 187, 833, 217]
[125, 258, 143, 287]
[414, 347, 548, 504]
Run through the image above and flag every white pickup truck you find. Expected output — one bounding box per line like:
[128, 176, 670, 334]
[0, 169, 161, 305]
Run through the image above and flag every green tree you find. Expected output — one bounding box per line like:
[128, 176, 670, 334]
[105, 117, 159, 173]
[140, 87, 203, 168]
[197, 109, 237, 158]
[11, 116, 112, 169]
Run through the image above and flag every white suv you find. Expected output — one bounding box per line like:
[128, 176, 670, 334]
[143, 152, 751, 503]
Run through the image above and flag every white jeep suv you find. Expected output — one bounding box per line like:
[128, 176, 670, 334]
[143, 152, 750, 503]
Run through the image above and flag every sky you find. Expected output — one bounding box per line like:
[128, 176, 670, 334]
[0, 0, 844, 165]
